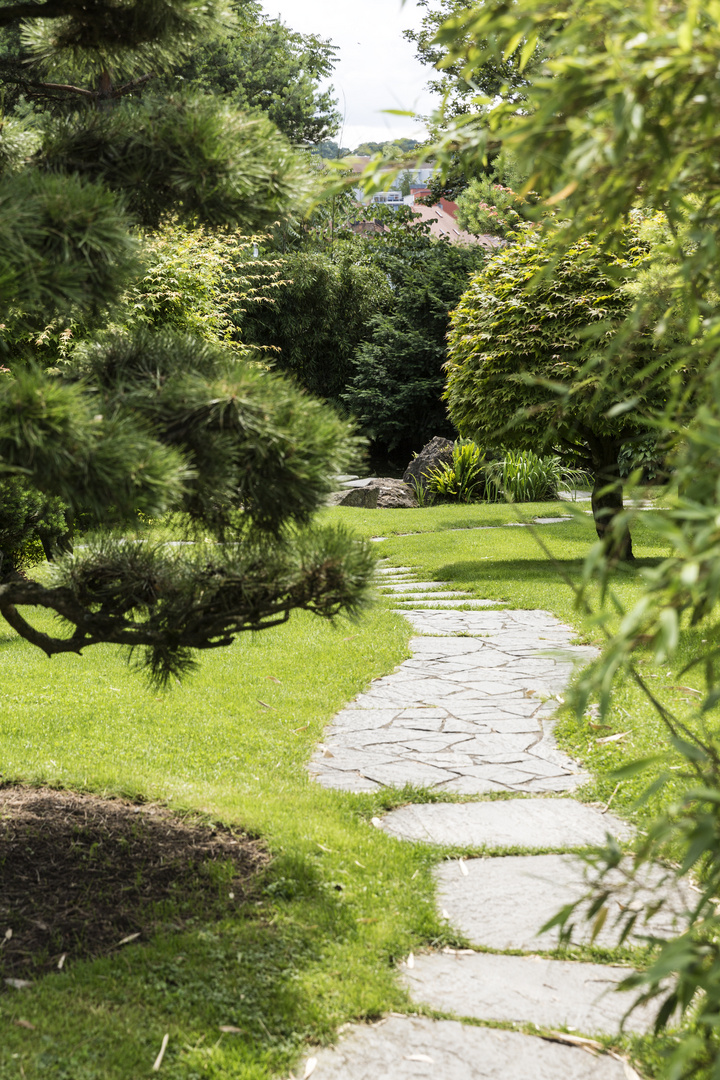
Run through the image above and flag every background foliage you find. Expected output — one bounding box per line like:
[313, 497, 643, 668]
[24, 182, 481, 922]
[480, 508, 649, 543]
[428, 1, 720, 1073]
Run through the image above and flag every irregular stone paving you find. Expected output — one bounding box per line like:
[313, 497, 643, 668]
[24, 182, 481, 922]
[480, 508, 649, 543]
[304, 562, 671, 1077]
[379, 797, 632, 849]
[308, 607, 597, 795]
[307, 1016, 630, 1079]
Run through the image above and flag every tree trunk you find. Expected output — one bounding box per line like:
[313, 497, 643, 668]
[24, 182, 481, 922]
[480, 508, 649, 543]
[590, 442, 633, 562]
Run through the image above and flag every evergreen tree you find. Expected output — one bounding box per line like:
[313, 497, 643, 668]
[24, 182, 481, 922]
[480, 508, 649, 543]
[0, 0, 374, 684]
[344, 215, 485, 457]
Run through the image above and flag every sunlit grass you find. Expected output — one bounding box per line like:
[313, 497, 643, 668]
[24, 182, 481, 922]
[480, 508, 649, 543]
[0, 494, 693, 1079]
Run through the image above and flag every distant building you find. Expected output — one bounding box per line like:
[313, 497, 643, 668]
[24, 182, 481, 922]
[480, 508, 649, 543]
[372, 191, 404, 206]
[410, 201, 504, 248]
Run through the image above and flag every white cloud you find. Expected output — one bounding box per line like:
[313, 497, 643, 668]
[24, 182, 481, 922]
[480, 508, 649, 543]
[258, 0, 437, 147]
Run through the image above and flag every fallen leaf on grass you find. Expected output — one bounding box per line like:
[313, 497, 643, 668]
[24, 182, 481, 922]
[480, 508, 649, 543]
[356, 917, 377, 924]
[5, 979, 32, 989]
[152, 1033, 169, 1072]
[266, 676, 282, 684]
[617, 900, 644, 913]
[404, 1054, 434, 1063]
[257, 700, 275, 710]
[4, 928, 12, 940]
[354, 860, 366, 869]
[342, 635, 359, 642]
[316, 842, 332, 853]
[219, 1025, 243, 1034]
[302, 1057, 318, 1079]
[595, 731, 630, 745]
[116, 932, 141, 947]
[669, 685, 702, 696]
[13, 1020, 35, 1030]
[292, 724, 309, 734]
[57, 954, 66, 970]
[544, 1031, 602, 1056]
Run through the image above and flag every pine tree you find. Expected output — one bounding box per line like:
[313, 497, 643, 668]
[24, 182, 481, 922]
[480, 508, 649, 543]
[0, 0, 374, 685]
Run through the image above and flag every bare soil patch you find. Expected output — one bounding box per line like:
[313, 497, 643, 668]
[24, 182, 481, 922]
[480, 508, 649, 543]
[0, 786, 269, 982]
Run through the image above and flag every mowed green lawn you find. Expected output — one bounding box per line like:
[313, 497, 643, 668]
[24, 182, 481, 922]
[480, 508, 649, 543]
[0, 498, 704, 1079]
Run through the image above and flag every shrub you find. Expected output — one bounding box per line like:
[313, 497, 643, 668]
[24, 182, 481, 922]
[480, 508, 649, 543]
[426, 440, 486, 503]
[455, 175, 542, 238]
[0, 477, 67, 576]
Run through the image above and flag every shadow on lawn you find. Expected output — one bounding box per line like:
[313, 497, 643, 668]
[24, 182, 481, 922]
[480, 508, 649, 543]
[0, 789, 372, 1078]
[435, 557, 664, 585]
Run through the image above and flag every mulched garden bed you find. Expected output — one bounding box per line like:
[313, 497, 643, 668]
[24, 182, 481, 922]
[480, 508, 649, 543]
[0, 785, 269, 983]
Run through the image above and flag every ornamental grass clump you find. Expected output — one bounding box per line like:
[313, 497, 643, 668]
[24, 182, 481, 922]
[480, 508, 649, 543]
[484, 450, 588, 503]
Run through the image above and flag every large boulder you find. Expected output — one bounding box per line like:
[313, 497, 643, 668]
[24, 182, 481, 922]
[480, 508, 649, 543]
[327, 478, 418, 509]
[403, 437, 454, 491]
[365, 478, 417, 509]
[326, 486, 379, 508]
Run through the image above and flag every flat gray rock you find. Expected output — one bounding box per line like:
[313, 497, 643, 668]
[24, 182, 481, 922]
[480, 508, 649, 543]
[381, 581, 461, 592]
[401, 952, 656, 1034]
[379, 799, 632, 849]
[303, 1015, 629, 1079]
[393, 592, 471, 600]
[396, 600, 501, 609]
[436, 853, 693, 950]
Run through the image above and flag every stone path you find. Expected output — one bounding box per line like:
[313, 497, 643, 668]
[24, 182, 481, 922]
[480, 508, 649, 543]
[304, 560, 676, 1078]
[308, 607, 596, 795]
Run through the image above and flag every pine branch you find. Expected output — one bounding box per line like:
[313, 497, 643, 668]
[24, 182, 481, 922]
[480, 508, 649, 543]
[0, 1, 89, 27]
[1, 73, 155, 99]
[0, 530, 375, 682]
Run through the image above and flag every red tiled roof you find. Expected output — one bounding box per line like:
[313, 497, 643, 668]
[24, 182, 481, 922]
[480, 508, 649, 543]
[410, 203, 503, 248]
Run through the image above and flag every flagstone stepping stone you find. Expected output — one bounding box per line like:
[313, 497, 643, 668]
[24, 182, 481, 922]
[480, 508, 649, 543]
[436, 853, 692, 950]
[393, 592, 472, 601]
[380, 581, 462, 592]
[397, 600, 502, 608]
[303, 1015, 630, 1079]
[379, 798, 632, 849]
[400, 951, 656, 1034]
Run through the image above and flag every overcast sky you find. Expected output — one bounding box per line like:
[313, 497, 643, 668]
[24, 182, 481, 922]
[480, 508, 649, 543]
[258, 0, 437, 148]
